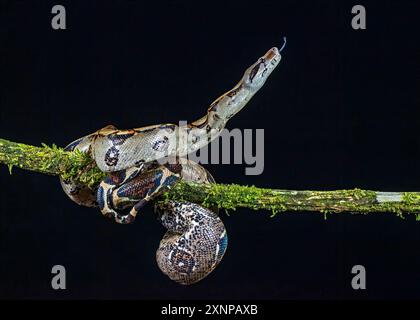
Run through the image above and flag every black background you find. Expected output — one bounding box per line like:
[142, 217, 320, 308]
[0, 0, 419, 299]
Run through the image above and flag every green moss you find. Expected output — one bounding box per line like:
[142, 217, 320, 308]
[1, 138, 420, 221]
[402, 192, 420, 205]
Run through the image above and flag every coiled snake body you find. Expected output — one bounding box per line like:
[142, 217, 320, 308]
[60, 45, 282, 284]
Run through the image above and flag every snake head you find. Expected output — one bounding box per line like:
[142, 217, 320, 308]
[243, 46, 282, 90]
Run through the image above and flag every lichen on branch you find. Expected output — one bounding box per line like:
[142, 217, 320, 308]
[1, 137, 420, 220]
[0, 138, 105, 188]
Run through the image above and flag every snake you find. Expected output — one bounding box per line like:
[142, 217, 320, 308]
[60, 42, 283, 285]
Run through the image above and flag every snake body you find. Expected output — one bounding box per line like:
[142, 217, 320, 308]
[60, 45, 282, 284]
[157, 201, 227, 285]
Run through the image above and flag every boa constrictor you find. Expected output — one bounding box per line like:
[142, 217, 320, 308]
[60, 43, 283, 285]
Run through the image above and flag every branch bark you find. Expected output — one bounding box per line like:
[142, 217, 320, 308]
[1, 138, 420, 220]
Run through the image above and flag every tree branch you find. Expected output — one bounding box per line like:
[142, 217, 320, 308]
[1, 138, 420, 220]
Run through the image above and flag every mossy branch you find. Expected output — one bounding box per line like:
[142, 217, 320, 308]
[1, 138, 420, 220]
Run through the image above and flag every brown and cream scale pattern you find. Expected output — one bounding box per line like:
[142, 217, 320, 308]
[59, 45, 282, 284]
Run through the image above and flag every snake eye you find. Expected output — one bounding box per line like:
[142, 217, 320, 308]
[248, 63, 261, 83]
[248, 57, 268, 83]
